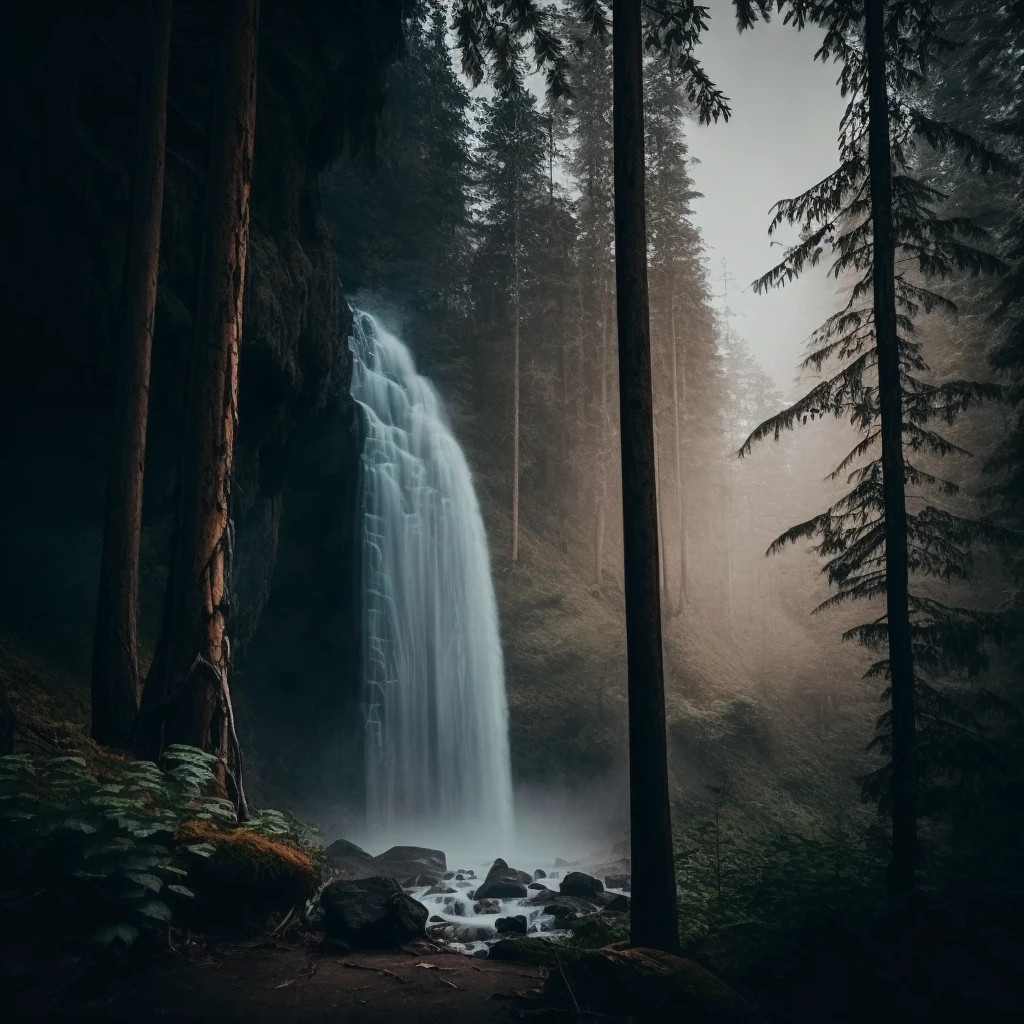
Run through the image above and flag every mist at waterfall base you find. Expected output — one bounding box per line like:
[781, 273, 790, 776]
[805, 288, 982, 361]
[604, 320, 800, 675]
[344, 311, 628, 868]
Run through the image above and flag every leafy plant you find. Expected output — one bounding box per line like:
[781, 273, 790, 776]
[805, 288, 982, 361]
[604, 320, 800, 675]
[0, 745, 238, 947]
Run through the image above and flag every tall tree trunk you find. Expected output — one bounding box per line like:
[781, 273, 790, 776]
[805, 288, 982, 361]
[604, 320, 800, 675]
[612, 0, 678, 953]
[865, 0, 917, 901]
[137, 0, 258, 812]
[595, 282, 611, 586]
[511, 97, 522, 566]
[670, 293, 686, 614]
[91, 0, 172, 750]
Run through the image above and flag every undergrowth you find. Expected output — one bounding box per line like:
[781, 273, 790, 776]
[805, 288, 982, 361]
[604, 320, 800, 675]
[0, 745, 323, 948]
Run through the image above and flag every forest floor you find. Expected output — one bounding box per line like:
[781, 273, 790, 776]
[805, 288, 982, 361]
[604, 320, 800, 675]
[4, 940, 564, 1023]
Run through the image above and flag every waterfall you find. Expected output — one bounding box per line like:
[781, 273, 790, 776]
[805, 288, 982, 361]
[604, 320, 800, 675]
[350, 311, 514, 855]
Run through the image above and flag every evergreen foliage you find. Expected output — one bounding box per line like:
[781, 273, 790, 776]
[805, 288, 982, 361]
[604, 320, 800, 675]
[739, 0, 1016, 850]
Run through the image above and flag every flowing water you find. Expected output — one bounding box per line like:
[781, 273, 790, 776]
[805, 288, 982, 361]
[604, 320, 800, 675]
[349, 310, 515, 859]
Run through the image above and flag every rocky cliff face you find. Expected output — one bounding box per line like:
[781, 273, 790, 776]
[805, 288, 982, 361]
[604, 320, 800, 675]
[0, 0, 405, 800]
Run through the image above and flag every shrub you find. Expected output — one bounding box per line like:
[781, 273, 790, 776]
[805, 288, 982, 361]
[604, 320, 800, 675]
[0, 745, 318, 947]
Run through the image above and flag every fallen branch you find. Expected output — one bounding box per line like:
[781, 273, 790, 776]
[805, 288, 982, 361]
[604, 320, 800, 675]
[340, 961, 405, 983]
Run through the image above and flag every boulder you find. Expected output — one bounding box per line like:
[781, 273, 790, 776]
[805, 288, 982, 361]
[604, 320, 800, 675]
[374, 845, 446, 879]
[455, 873, 465, 881]
[324, 838, 377, 879]
[489, 938, 578, 966]
[403, 872, 441, 888]
[560, 871, 604, 900]
[604, 874, 631, 892]
[443, 871, 455, 880]
[496, 914, 528, 935]
[424, 884, 458, 896]
[473, 879, 528, 900]
[473, 899, 502, 915]
[531, 892, 602, 924]
[604, 894, 631, 914]
[533, 869, 547, 880]
[527, 882, 551, 891]
[319, 876, 427, 949]
[429, 914, 445, 923]
[547, 947, 754, 1023]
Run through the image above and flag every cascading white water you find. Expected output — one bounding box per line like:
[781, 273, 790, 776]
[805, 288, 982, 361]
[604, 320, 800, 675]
[350, 310, 515, 856]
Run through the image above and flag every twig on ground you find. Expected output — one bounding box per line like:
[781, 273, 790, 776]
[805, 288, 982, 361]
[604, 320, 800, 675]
[340, 961, 405, 982]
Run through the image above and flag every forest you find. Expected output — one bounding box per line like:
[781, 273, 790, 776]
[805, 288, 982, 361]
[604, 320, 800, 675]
[1, 0, 1022, 1021]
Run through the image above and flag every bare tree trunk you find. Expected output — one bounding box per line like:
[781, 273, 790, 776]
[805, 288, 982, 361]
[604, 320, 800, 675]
[511, 99, 522, 566]
[864, 0, 917, 902]
[612, 0, 678, 953]
[670, 295, 686, 613]
[91, 0, 172, 750]
[595, 283, 611, 587]
[137, 0, 258, 815]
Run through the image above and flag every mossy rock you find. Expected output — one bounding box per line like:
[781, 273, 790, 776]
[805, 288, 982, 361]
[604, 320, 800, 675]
[551, 947, 754, 1023]
[488, 937, 580, 967]
[175, 821, 319, 934]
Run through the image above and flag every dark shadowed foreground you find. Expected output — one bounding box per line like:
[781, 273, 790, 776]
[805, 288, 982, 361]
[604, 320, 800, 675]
[6, 943, 549, 1024]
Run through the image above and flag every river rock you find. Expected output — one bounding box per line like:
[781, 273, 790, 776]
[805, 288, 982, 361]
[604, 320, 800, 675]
[427, 921, 496, 943]
[374, 845, 447, 879]
[429, 914, 445, 923]
[496, 914, 528, 935]
[530, 892, 601, 923]
[443, 871, 455, 880]
[560, 871, 604, 899]
[319, 876, 427, 948]
[424, 884, 458, 896]
[527, 882, 550, 891]
[533, 869, 547, 880]
[455, 873, 465, 881]
[474, 899, 502, 914]
[474, 879, 528, 900]
[604, 894, 631, 914]
[324, 838, 377, 879]
[604, 874, 631, 891]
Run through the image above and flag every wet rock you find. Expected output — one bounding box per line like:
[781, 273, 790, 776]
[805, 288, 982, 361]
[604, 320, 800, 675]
[496, 914, 528, 935]
[560, 871, 604, 900]
[514, 869, 533, 884]
[424, 884, 458, 896]
[427, 921, 496, 943]
[473, 879, 528, 900]
[455, 873, 465, 881]
[324, 838, 377, 879]
[604, 874, 631, 892]
[530, 892, 601, 923]
[533, 869, 547, 880]
[473, 899, 502, 915]
[429, 914, 445, 923]
[374, 845, 447, 879]
[319, 876, 427, 948]
[403, 872, 441, 888]
[443, 871, 455, 880]
[604, 894, 631, 914]
[527, 882, 551, 891]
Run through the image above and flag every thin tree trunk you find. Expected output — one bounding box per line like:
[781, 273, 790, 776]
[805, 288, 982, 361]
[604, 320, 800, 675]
[137, 0, 258, 811]
[91, 0, 172, 750]
[595, 283, 611, 586]
[612, 0, 678, 953]
[865, 0, 917, 901]
[670, 294, 686, 614]
[511, 96, 522, 566]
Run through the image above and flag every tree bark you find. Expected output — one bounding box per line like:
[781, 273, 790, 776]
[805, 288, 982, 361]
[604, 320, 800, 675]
[511, 98, 522, 565]
[137, 0, 258, 804]
[90, 0, 172, 750]
[612, 0, 679, 953]
[864, 0, 917, 901]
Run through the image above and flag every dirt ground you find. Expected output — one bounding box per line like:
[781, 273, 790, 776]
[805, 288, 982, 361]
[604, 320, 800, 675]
[5, 941, 559, 1023]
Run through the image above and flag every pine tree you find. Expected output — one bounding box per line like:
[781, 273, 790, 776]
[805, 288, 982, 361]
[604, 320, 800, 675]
[90, 0, 173, 750]
[739, 0, 1012, 899]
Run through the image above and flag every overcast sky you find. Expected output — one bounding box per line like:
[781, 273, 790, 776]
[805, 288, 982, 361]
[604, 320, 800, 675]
[685, 2, 847, 394]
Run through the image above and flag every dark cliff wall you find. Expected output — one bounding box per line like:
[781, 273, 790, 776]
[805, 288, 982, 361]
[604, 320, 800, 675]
[0, 0, 404, 804]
